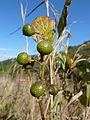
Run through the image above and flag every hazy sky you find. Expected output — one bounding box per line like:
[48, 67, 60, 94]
[0, 0, 90, 60]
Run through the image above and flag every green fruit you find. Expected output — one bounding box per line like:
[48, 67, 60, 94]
[23, 63, 33, 69]
[23, 57, 34, 69]
[49, 84, 59, 95]
[30, 81, 46, 97]
[17, 52, 28, 65]
[37, 41, 53, 55]
[22, 24, 34, 36]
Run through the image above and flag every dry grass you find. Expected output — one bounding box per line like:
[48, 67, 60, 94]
[0, 70, 90, 120]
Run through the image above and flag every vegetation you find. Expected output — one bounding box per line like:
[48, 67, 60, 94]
[0, 0, 90, 120]
[68, 40, 90, 58]
[0, 40, 90, 74]
[0, 40, 90, 120]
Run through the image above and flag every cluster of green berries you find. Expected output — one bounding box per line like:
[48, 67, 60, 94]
[30, 82, 59, 98]
[23, 24, 53, 55]
[16, 24, 57, 98]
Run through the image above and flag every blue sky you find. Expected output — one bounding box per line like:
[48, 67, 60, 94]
[0, 0, 90, 61]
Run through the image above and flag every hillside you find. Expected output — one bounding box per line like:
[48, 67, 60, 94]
[0, 40, 90, 75]
[0, 40, 90, 120]
[68, 40, 90, 58]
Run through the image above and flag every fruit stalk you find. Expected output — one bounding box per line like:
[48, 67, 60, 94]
[41, 63, 45, 81]
[49, 56, 53, 120]
[26, 36, 28, 53]
[38, 99, 45, 120]
[45, 0, 49, 16]
[45, 33, 67, 65]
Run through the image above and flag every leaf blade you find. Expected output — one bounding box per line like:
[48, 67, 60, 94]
[58, 0, 72, 37]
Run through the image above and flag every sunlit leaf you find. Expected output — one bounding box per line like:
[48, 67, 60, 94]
[58, 53, 66, 70]
[53, 91, 64, 111]
[31, 16, 56, 43]
[87, 84, 90, 99]
[63, 52, 76, 69]
[58, 0, 72, 37]
[67, 91, 82, 107]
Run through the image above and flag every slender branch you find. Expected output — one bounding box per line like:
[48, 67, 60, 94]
[41, 63, 45, 81]
[26, 0, 46, 18]
[45, 0, 49, 16]
[20, 0, 29, 53]
[9, 0, 46, 35]
[49, 1, 59, 26]
[73, 44, 86, 61]
[44, 97, 51, 117]
[45, 32, 67, 64]
[25, 36, 28, 53]
[38, 99, 45, 120]
[50, 57, 54, 120]
[50, 57, 53, 84]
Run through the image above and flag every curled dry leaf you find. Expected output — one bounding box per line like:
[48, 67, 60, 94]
[63, 52, 76, 69]
[58, 0, 72, 37]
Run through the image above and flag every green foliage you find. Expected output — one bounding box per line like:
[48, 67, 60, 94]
[4, 103, 12, 111]
[68, 40, 90, 58]
[0, 0, 90, 118]
[80, 83, 90, 107]
[0, 40, 90, 76]
[0, 59, 15, 75]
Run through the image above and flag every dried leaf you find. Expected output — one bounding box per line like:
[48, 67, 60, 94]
[58, 0, 72, 37]
[31, 16, 56, 43]
[63, 52, 76, 69]
[53, 91, 64, 111]
[58, 53, 66, 70]
[67, 91, 83, 107]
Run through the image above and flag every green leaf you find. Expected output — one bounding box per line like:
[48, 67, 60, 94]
[53, 91, 64, 113]
[58, 0, 72, 37]
[58, 53, 66, 70]
[63, 52, 76, 69]
[86, 84, 90, 100]
[80, 83, 90, 107]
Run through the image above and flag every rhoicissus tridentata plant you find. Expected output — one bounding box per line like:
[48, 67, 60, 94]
[16, 0, 89, 119]
[17, 16, 58, 99]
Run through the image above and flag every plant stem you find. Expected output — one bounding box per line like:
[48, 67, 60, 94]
[20, 0, 29, 53]
[41, 63, 45, 81]
[44, 97, 51, 117]
[26, 36, 28, 53]
[38, 99, 45, 120]
[49, 56, 53, 120]
[45, 33, 67, 65]
[45, 0, 49, 16]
